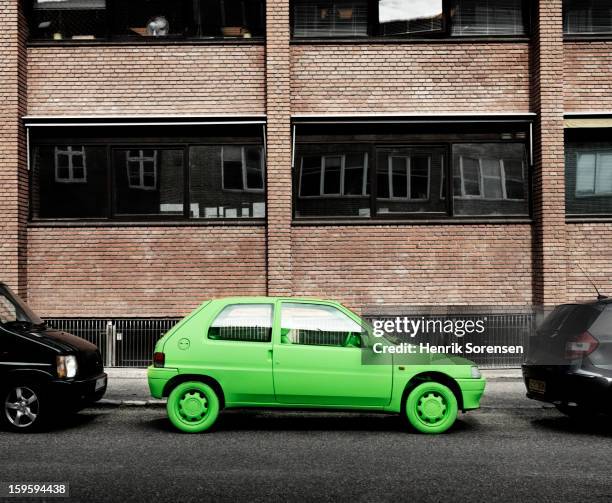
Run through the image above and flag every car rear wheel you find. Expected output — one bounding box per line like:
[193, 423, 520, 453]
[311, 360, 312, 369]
[167, 381, 220, 433]
[2, 384, 44, 432]
[404, 381, 458, 434]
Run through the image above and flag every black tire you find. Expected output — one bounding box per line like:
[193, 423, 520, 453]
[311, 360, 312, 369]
[1, 383, 46, 432]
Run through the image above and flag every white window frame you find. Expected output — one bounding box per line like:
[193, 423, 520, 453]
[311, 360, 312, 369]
[299, 153, 369, 198]
[457, 155, 525, 201]
[221, 146, 265, 193]
[54, 146, 87, 183]
[380, 154, 430, 201]
[126, 149, 157, 190]
[575, 150, 612, 197]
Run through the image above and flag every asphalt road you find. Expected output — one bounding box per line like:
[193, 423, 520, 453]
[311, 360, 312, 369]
[1, 382, 611, 503]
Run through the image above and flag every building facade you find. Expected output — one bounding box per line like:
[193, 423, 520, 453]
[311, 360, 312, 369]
[1, 0, 611, 321]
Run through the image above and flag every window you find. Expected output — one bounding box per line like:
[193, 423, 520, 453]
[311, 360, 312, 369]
[564, 0, 612, 35]
[28, 0, 266, 41]
[222, 146, 264, 192]
[377, 155, 430, 200]
[292, 0, 527, 38]
[293, 0, 368, 37]
[32, 145, 108, 218]
[299, 153, 368, 197]
[208, 304, 273, 342]
[451, 0, 526, 36]
[280, 303, 363, 347]
[452, 143, 528, 216]
[30, 0, 107, 40]
[294, 130, 530, 220]
[126, 149, 157, 190]
[566, 141, 612, 216]
[55, 146, 87, 183]
[296, 149, 369, 217]
[31, 133, 266, 221]
[114, 148, 183, 216]
[378, 0, 443, 36]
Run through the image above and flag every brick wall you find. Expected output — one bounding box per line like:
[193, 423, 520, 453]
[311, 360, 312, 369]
[27, 227, 267, 317]
[265, 0, 293, 296]
[27, 45, 265, 116]
[291, 43, 531, 114]
[531, 0, 567, 307]
[565, 41, 612, 112]
[291, 225, 533, 312]
[0, 0, 27, 297]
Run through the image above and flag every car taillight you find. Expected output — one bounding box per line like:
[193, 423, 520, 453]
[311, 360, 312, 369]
[565, 331, 599, 360]
[153, 352, 165, 368]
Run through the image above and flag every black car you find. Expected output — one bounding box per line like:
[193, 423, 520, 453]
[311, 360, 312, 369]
[0, 282, 107, 431]
[523, 299, 612, 417]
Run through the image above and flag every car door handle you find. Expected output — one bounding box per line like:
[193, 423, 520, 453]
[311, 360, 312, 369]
[267, 349, 273, 362]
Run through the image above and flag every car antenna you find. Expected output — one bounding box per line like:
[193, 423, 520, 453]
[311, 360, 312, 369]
[575, 262, 608, 300]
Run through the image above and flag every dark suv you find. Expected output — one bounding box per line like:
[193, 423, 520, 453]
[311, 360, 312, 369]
[0, 282, 107, 431]
[523, 299, 612, 417]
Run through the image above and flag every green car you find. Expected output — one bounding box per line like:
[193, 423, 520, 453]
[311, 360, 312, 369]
[148, 297, 486, 434]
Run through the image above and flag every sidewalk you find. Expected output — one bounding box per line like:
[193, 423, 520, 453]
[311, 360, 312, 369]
[99, 367, 523, 407]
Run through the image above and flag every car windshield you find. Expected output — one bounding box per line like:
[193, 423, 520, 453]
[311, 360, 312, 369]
[0, 285, 44, 326]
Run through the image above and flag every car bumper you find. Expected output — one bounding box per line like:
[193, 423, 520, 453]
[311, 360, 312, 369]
[522, 364, 612, 410]
[47, 372, 108, 406]
[147, 366, 179, 399]
[457, 377, 487, 411]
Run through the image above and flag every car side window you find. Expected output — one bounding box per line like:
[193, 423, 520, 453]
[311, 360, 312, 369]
[207, 304, 273, 343]
[0, 294, 17, 324]
[280, 303, 363, 348]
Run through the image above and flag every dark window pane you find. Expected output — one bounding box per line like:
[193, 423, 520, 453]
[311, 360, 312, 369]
[114, 148, 183, 216]
[323, 156, 342, 194]
[391, 157, 408, 198]
[293, 0, 368, 37]
[564, 0, 612, 34]
[190, 145, 266, 219]
[377, 149, 444, 215]
[30, 0, 107, 40]
[208, 304, 273, 342]
[411, 156, 430, 199]
[344, 153, 367, 195]
[32, 145, 108, 218]
[223, 146, 244, 190]
[451, 0, 526, 36]
[378, 0, 443, 36]
[245, 147, 264, 190]
[300, 156, 322, 196]
[453, 143, 529, 216]
[111, 0, 187, 38]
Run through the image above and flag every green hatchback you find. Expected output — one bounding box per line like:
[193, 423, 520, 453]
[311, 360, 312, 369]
[148, 297, 486, 434]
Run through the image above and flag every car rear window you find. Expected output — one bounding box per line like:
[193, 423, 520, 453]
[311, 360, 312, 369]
[538, 304, 602, 336]
[208, 304, 273, 342]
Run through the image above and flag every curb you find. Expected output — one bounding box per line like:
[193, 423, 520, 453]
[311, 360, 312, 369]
[97, 399, 166, 407]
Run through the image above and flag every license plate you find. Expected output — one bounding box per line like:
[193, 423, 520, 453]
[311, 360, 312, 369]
[528, 379, 546, 394]
[95, 376, 107, 392]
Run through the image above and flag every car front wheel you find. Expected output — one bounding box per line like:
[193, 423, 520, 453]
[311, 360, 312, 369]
[404, 381, 458, 434]
[167, 381, 220, 433]
[2, 384, 44, 432]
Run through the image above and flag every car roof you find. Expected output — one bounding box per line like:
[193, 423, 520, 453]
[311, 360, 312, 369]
[208, 296, 341, 303]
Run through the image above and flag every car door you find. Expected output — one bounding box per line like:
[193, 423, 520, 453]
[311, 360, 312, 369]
[202, 302, 276, 403]
[272, 301, 392, 407]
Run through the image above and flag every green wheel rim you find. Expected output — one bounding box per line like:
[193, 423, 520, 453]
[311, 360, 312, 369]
[405, 381, 458, 434]
[167, 382, 220, 433]
[415, 391, 449, 425]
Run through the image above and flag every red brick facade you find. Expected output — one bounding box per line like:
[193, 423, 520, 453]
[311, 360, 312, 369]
[1, 0, 611, 316]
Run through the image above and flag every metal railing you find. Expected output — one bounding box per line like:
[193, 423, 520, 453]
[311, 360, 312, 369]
[46, 310, 534, 369]
[45, 318, 180, 368]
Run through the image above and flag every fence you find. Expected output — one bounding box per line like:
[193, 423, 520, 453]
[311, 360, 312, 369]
[46, 310, 534, 369]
